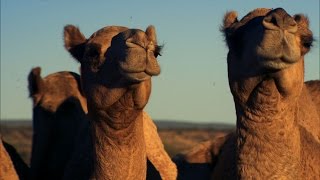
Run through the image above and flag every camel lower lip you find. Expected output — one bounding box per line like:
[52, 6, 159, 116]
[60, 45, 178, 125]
[119, 69, 151, 82]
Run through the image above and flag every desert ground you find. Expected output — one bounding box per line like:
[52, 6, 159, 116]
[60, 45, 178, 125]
[0, 120, 234, 165]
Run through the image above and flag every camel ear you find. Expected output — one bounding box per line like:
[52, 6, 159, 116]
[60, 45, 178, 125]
[64, 25, 87, 62]
[293, 14, 313, 54]
[221, 11, 238, 48]
[145, 25, 157, 44]
[223, 11, 238, 29]
[28, 67, 44, 97]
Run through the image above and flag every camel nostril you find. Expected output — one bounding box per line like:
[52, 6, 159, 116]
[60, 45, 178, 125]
[286, 18, 298, 33]
[288, 18, 297, 27]
[263, 10, 297, 33]
[263, 14, 281, 30]
[264, 15, 278, 26]
[270, 16, 278, 27]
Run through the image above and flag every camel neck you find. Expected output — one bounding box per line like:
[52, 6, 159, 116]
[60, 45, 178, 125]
[235, 101, 302, 178]
[90, 111, 146, 180]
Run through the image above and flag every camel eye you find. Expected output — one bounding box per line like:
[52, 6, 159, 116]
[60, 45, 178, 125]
[86, 48, 100, 59]
[85, 44, 101, 60]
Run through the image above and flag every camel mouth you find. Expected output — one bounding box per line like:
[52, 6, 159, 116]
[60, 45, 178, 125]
[258, 57, 296, 70]
[118, 63, 160, 82]
[119, 68, 151, 82]
[255, 28, 301, 71]
[256, 40, 300, 70]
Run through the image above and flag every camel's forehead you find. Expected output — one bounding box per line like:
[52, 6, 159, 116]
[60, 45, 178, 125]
[87, 26, 149, 50]
[239, 8, 271, 23]
[87, 26, 128, 50]
[122, 29, 151, 45]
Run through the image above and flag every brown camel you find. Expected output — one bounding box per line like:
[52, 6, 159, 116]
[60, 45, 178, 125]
[28, 67, 176, 179]
[28, 67, 90, 180]
[63, 24, 169, 179]
[0, 138, 19, 180]
[209, 8, 320, 179]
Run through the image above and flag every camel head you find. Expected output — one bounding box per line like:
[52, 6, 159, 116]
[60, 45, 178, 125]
[221, 8, 314, 110]
[63, 25, 161, 129]
[28, 67, 87, 113]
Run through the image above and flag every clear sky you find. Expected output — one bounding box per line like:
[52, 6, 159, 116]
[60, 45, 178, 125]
[1, 0, 319, 124]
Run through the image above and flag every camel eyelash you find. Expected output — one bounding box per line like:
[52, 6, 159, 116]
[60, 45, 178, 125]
[154, 45, 163, 57]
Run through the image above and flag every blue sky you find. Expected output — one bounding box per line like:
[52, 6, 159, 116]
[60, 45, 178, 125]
[1, 0, 319, 124]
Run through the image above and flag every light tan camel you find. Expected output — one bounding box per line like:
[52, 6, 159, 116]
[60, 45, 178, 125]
[28, 67, 176, 179]
[0, 138, 19, 180]
[209, 8, 320, 179]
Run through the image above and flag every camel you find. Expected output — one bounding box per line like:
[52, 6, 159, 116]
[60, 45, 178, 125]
[63, 24, 173, 179]
[28, 67, 91, 180]
[29, 67, 175, 179]
[207, 8, 320, 179]
[174, 13, 320, 178]
[0, 138, 19, 180]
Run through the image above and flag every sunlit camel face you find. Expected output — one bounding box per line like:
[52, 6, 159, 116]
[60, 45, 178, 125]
[222, 8, 314, 105]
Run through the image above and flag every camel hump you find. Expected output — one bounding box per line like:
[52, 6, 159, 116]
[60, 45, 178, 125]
[28, 66, 44, 97]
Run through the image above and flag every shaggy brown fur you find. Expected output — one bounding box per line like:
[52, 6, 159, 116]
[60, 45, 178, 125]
[28, 67, 176, 180]
[0, 138, 19, 180]
[64, 25, 176, 179]
[211, 8, 320, 179]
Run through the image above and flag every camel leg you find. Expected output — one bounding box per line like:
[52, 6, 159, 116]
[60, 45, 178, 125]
[143, 112, 177, 180]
